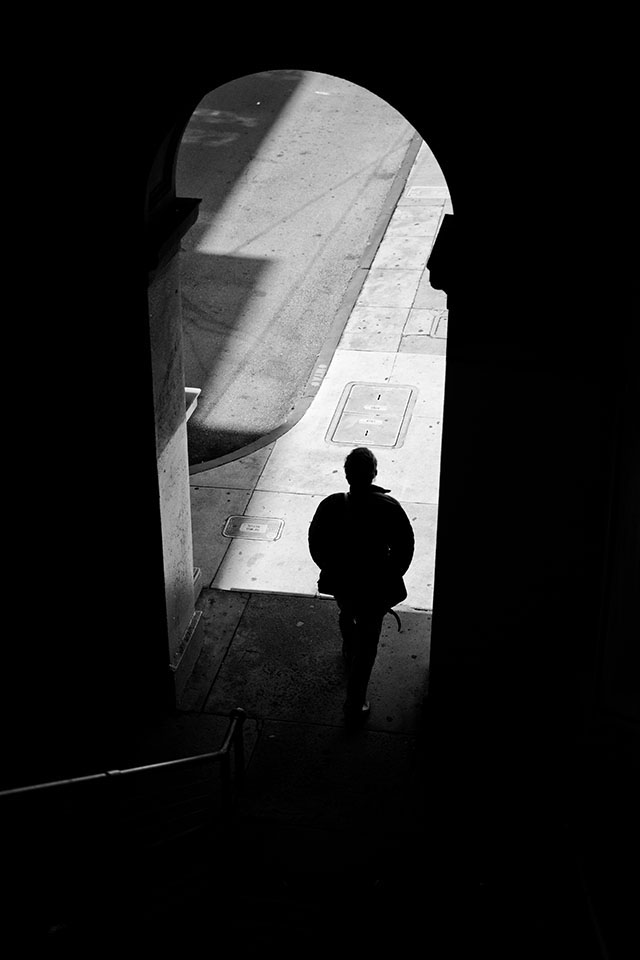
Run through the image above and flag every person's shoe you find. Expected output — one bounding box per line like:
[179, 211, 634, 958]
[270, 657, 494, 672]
[343, 700, 370, 723]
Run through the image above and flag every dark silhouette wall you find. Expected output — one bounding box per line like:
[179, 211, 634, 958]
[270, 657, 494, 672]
[7, 50, 637, 824]
[3, 38, 635, 955]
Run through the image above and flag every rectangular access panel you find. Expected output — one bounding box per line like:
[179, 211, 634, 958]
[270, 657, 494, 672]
[222, 516, 284, 541]
[326, 382, 417, 448]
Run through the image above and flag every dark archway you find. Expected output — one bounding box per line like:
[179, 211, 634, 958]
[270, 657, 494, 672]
[0, 40, 634, 954]
[141, 61, 636, 957]
[142, 57, 634, 768]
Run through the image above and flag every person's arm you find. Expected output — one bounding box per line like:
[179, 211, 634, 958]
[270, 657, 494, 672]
[389, 505, 415, 576]
[308, 500, 331, 569]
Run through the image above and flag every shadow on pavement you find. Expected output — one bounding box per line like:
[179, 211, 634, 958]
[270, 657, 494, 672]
[177, 71, 306, 464]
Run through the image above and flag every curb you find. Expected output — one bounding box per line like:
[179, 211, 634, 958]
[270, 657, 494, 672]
[189, 130, 424, 476]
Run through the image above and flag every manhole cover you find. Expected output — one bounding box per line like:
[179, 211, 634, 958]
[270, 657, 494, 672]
[222, 516, 284, 541]
[326, 382, 417, 448]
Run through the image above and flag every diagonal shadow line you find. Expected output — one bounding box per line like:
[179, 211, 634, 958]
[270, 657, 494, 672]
[201, 130, 419, 257]
[191, 131, 421, 370]
[218, 132, 425, 374]
[186, 133, 428, 464]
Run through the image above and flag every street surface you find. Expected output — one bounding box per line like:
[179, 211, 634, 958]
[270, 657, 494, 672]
[189, 138, 451, 612]
[176, 69, 417, 463]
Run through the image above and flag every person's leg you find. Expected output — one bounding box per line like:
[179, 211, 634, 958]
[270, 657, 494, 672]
[344, 607, 385, 713]
[336, 597, 357, 662]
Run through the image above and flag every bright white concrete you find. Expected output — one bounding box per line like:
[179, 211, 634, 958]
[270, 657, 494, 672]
[432, 314, 448, 339]
[317, 348, 398, 394]
[406, 141, 449, 192]
[389, 353, 446, 418]
[372, 236, 433, 271]
[364, 418, 443, 505]
[339, 306, 409, 352]
[190, 132, 449, 611]
[385, 206, 442, 237]
[185, 387, 201, 420]
[399, 336, 447, 356]
[401, 503, 439, 609]
[211, 490, 438, 609]
[212, 491, 324, 596]
[404, 308, 442, 336]
[358, 268, 423, 308]
[412, 272, 449, 310]
[254, 352, 397, 496]
[404, 186, 450, 199]
[251, 412, 442, 504]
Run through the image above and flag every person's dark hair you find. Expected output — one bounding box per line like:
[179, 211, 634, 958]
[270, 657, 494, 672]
[344, 447, 377, 487]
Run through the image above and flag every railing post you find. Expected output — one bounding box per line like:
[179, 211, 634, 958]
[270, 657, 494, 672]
[220, 752, 231, 814]
[230, 707, 246, 790]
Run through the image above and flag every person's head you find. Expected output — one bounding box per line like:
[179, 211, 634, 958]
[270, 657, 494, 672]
[344, 447, 377, 489]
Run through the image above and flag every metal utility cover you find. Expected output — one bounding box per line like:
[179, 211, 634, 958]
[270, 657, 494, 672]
[326, 382, 417, 447]
[222, 516, 284, 541]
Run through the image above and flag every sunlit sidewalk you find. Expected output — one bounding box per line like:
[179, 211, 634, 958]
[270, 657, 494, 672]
[189, 139, 450, 612]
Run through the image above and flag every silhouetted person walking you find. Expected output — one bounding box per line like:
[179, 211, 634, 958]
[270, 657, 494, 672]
[308, 447, 414, 723]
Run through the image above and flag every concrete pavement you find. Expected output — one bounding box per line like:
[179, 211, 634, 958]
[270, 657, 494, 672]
[125, 135, 512, 953]
[177, 71, 418, 462]
[189, 138, 450, 611]
[168, 138, 451, 851]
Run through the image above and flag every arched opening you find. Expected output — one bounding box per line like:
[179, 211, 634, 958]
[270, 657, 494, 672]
[4, 50, 634, 955]
[139, 65, 633, 953]
[173, 70, 452, 756]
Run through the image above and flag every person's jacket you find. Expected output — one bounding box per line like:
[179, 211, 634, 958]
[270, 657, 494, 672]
[308, 483, 415, 608]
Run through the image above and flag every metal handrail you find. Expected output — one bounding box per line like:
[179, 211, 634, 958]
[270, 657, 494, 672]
[0, 709, 249, 942]
[1, 707, 247, 814]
